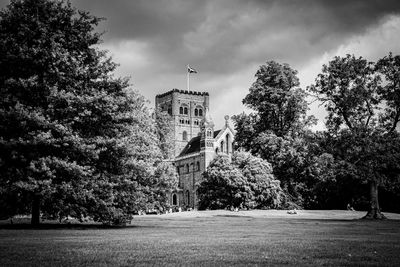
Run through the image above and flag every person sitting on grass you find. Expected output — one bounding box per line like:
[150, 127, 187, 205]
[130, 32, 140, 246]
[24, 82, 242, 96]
[347, 203, 355, 211]
[287, 209, 297, 215]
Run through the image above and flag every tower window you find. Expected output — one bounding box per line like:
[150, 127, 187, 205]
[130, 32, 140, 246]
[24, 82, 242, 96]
[196, 161, 200, 171]
[194, 109, 198, 116]
[180, 104, 189, 115]
[226, 134, 230, 153]
[199, 109, 203, 116]
[207, 129, 212, 137]
[183, 131, 188, 141]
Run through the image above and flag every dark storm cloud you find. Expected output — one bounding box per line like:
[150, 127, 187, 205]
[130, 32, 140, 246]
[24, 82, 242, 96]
[1, 0, 399, 128]
[2, 0, 399, 74]
[71, 0, 207, 41]
[67, 0, 400, 76]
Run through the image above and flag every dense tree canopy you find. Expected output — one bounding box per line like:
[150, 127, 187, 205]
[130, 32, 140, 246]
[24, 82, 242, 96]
[198, 152, 285, 210]
[235, 61, 315, 145]
[233, 61, 320, 207]
[0, 0, 176, 225]
[376, 52, 400, 133]
[309, 54, 400, 219]
[154, 108, 174, 159]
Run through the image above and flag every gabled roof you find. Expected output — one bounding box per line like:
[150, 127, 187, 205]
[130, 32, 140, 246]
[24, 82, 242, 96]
[214, 123, 235, 141]
[213, 130, 221, 138]
[178, 130, 223, 157]
[179, 136, 201, 157]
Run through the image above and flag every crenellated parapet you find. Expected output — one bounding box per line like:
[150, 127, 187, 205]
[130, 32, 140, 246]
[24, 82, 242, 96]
[156, 88, 209, 99]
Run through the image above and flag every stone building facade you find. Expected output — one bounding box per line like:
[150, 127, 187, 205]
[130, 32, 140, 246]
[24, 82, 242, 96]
[155, 89, 235, 209]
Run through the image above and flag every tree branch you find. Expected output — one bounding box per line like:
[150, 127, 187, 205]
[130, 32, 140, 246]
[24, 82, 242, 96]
[339, 107, 353, 130]
[365, 99, 373, 128]
[389, 108, 400, 133]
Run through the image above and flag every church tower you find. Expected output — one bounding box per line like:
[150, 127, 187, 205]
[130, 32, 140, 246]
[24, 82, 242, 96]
[155, 89, 209, 157]
[156, 88, 235, 209]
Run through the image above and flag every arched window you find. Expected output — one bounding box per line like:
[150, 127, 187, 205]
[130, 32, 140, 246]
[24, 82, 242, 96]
[184, 107, 188, 115]
[196, 162, 200, 171]
[167, 107, 172, 115]
[186, 191, 190, 206]
[194, 109, 198, 116]
[179, 107, 184, 114]
[199, 109, 203, 116]
[183, 131, 187, 141]
[172, 194, 177, 206]
[220, 140, 224, 153]
[186, 164, 189, 173]
[226, 134, 230, 153]
[207, 129, 212, 137]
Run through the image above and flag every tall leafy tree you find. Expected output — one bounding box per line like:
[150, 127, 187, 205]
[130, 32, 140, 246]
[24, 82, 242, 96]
[0, 0, 173, 225]
[309, 54, 400, 219]
[233, 61, 317, 206]
[235, 61, 314, 143]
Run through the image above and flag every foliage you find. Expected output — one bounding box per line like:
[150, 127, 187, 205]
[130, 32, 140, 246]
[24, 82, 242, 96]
[233, 61, 319, 207]
[233, 152, 285, 208]
[144, 161, 179, 212]
[236, 61, 315, 141]
[309, 55, 381, 132]
[0, 0, 177, 225]
[198, 156, 247, 209]
[154, 108, 174, 159]
[309, 54, 400, 218]
[198, 152, 285, 210]
[376, 52, 400, 133]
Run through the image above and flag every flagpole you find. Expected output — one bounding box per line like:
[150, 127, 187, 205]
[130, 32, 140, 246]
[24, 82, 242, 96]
[187, 64, 190, 91]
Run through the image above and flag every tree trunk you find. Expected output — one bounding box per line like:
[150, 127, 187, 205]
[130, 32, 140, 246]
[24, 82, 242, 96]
[31, 194, 41, 225]
[363, 180, 386, 219]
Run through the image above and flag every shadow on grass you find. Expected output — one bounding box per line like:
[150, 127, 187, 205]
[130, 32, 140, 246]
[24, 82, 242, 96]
[214, 214, 254, 218]
[294, 217, 400, 222]
[0, 222, 157, 230]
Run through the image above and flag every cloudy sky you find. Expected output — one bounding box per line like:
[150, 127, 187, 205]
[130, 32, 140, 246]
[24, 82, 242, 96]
[2, 0, 400, 129]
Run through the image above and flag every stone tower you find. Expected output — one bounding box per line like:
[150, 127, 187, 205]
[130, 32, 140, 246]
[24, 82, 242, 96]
[155, 89, 209, 157]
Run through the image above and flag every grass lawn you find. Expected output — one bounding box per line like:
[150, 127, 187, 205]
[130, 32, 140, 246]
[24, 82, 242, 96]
[1, 210, 400, 266]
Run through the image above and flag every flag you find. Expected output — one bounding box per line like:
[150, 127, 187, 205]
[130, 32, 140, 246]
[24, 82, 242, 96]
[187, 65, 198, 73]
